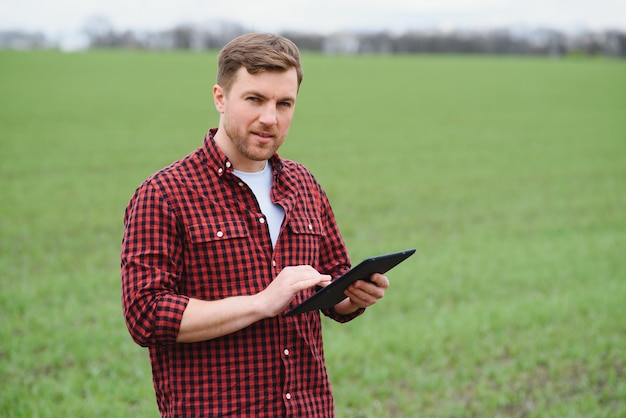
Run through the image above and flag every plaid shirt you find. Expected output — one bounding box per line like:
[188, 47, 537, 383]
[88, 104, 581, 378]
[121, 129, 363, 417]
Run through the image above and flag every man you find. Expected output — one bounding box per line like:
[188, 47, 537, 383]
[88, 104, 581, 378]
[121, 33, 389, 417]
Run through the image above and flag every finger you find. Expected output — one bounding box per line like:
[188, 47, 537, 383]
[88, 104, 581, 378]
[352, 279, 384, 296]
[292, 266, 331, 282]
[344, 288, 375, 308]
[317, 276, 332, 287]
[293, 273, 332, 292]
[282, 266, 327, 281]
[369, 273, 390, 289]
[297, 274, 330, 288]
[346, 285, 379, 303]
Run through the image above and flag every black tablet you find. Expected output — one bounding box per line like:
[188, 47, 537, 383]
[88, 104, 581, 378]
[284, 248, 416, 316]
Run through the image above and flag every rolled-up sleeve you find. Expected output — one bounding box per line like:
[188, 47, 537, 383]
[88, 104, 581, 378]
[121, 180, 189, 347]
[315, 184, 366, 323]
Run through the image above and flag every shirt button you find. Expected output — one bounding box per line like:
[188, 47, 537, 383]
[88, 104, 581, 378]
[216, 231, 224, 238]
[308, 224, 313, 230]
[272, 260, 276, 267]
[238, 181, 244, 187]
[218, 168, 223, 174]
[259, 217, 266, 224]
[284, 349, 290, 356]
[226, 161, 232, 168]
[285, 393, 291, 400]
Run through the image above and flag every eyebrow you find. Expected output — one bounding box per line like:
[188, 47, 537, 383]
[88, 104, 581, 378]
[243, 90, 296, 103]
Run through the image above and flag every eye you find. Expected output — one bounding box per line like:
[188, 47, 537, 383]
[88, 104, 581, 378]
[278, 101, 293, 108]
[246, 96, 260, 103]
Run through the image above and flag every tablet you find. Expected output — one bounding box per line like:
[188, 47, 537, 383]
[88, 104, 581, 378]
[284, 248, 416, 316]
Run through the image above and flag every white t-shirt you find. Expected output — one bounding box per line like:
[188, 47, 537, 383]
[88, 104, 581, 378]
[234, 163, 285, 248]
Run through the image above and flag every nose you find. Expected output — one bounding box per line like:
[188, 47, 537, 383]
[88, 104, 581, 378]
[258, 103, 278, 126]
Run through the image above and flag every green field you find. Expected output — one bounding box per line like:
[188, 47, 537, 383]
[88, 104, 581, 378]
[1, 49, 625, 417]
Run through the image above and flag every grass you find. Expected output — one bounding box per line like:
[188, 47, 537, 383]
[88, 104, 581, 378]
[1, 49, 625, 417]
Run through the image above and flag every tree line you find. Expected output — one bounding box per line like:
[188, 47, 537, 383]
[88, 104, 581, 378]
[2, 18, 625, 57]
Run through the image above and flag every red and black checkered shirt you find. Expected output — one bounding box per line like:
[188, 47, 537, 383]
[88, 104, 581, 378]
[121, 129, 363, 417]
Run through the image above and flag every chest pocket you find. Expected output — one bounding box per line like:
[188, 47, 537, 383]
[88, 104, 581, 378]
[284, 216, 323, 267]
[288, 216, 323, 236]
[187, 220, 249, 243]
[183, 219, 253, 299]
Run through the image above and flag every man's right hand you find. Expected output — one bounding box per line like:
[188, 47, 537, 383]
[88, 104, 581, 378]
[258, 265, 331, 317]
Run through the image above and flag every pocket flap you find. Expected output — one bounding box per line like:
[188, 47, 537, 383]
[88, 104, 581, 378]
[187, 221, 248, 243]
[289, 216, 323, 235]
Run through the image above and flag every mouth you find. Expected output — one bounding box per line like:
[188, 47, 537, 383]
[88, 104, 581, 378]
[251, 131, 275, 143]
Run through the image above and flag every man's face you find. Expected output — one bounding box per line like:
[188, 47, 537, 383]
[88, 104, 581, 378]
[213, 66, 298, 172]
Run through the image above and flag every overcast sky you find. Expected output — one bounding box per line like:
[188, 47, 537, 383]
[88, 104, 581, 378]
[2, 0, 625, 37]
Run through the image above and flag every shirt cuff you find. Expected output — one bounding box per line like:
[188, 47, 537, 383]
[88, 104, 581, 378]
[322, 305, 365, 323]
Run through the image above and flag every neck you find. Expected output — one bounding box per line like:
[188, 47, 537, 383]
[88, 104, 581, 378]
[234, 161, 268, 174]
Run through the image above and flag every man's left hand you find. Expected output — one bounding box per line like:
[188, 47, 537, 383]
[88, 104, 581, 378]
[334, 273, 389, 314]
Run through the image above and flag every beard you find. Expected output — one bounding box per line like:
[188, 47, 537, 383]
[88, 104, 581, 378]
[223, 117, 287, 163]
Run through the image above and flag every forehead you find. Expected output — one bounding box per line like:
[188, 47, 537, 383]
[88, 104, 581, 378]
[230, 66, 298, 98]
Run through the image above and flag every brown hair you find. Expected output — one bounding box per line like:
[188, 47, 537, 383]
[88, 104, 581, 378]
[217, 33, 303, 93]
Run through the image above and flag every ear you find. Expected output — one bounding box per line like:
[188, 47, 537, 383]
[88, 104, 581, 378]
[213, 84, 226, 114]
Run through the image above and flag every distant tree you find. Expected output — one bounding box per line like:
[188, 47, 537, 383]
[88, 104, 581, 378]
[603, 30, 626, 57]
[280, 31, 325, 51]
[358, 32, 394, 54]
[82, 15, 115, 47]
[170, 25, 193, 49]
